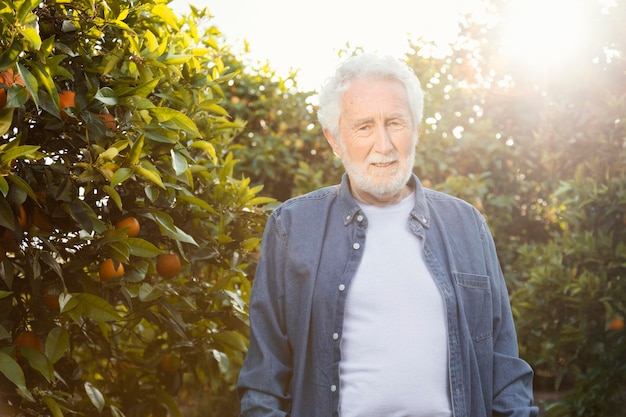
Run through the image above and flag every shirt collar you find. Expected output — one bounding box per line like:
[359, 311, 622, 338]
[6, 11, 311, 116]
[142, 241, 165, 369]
[338, 173, 431, 228]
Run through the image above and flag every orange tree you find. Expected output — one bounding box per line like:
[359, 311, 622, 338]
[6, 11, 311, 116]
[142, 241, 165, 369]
[0, 0, 271, 416]
[221, 55, 339, 202]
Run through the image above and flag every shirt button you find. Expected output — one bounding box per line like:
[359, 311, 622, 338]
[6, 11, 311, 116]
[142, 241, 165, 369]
[330, 385, 337, 392]
[356, 214, 364, 222]
[332, 332, 339, 340]
[352, 243, 360, 250]
[338, 284, 346, 291]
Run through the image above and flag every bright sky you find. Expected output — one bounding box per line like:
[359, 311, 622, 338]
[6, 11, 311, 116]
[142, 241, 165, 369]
[170, 0, 483, 91]
[170, 0, 607, 91]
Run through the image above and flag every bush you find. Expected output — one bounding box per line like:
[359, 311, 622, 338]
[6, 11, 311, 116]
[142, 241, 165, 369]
[0, 0, 270, 415]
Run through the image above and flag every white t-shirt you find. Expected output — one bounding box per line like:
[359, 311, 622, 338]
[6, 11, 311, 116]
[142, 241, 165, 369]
[339, 193, 452, 417]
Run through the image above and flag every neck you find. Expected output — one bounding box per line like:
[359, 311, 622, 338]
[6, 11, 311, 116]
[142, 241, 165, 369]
[351, 183, 414, 207]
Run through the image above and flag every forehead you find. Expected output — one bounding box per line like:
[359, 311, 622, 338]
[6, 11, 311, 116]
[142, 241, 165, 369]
[340, 77, 410, 119]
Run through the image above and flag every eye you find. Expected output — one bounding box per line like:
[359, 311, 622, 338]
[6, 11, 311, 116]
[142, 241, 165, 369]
[388, 119, 407, 129]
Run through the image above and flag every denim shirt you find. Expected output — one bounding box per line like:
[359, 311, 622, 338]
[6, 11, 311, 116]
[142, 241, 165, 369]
[238, 174, 537, 417]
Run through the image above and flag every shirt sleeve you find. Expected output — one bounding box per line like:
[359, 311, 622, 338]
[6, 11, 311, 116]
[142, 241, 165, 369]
[482, 216, 538, 417]
[237, 212, 293, 416]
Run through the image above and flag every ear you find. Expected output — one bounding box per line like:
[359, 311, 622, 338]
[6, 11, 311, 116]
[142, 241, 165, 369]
[323, 128, 342, 157]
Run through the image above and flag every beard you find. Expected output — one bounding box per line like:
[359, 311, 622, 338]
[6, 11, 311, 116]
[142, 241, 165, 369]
[339, 141, 416, 201]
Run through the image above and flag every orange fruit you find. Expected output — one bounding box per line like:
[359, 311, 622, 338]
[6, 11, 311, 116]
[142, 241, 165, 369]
[609, 317, 624, 331]
[160, 353, 181, 374]
[97, 113, 116, 129]
[32, 207, 52, 231]
[99, 258, 125, 281]
[17, 205, 28, 229]
[115, 216, 140, 237]
[14, 330, 43, 354]
[43, 284, 61, 310]
[156, 253, 181, 278]
[58, 90, 76, 119]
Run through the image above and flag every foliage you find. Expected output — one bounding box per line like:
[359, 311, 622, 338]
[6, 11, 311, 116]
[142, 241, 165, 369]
[0, 0, 270, 416]
[221, 56, 340, 201]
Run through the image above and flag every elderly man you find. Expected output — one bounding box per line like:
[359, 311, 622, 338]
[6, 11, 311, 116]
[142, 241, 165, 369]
[237, 54, 537, 417]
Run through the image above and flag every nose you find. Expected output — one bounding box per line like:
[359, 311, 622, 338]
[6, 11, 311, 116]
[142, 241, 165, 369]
[373, 125, 394, 154]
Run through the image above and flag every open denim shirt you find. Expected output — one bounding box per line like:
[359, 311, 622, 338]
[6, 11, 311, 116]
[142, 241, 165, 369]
[238, 174, 537, 417]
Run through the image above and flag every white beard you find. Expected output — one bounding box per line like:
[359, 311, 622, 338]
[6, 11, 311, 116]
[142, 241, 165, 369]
[339, 143, 416, 201]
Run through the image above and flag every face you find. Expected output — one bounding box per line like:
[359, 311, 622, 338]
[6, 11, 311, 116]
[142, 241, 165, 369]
[324, 77, 418, 206]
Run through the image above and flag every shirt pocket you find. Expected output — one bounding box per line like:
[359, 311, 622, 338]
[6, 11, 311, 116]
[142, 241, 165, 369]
[454, 272, 492, 342]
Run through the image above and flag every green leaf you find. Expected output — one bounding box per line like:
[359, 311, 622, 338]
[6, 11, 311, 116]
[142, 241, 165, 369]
[21, 347, 54, 382]
[127, 237, 164, 257]
[150, 211, 198, 246]
[16, 62, 40, 107]
[176, 195, 217, 214]
[84, 381, 105, 413]
[42, 396, 65, 417]
[45, 327, 69, 364]
[94, 87, 117, 106]
[127, 135, 144, 165]
[153, 4, 180, 31]
[190, 140, 217, 164]
[18, 26, 41, 50]
[138, 282, 164, 302]
[117, 77, 160, 98]
[6, 174, 37, 202]
[0, 176, 8, 197]
[70, 293, 123, 322]
[148, 107, 201, 138]
[110, 167, 133, 187]
[0, 324, 10, 340]
[28, 61, 59, 110]
[0, 196, 15, 230]
[0, 41, 23, 70]
[0, 108, 13, 136]
[103, 185, 122, 211]
[135, 163, 165, 189]
[16, 0, 40, 23]
[0, 351, 34, 402]
[0, 145, 40, 165]
[171, 150, 188, 175]
[212, 330, 248, 352]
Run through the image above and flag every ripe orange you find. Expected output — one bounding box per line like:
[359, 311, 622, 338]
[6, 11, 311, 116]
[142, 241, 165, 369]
[609, 317, 624, 331]
[97, 113, 116, 130]
[156, 253, 181, 278]
[17, 205, 28, 229]
[99, 258, 125, 281]
[115, 216, 140, 237]
[32, 207, 52, 231]
[58, 90, 76, 119]
[43, 284, 61, 310]
[14, 330, 43, 354]
[160, 353, 181, 374]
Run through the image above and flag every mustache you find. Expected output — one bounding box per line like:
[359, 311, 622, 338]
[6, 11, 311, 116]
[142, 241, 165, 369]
[366, 154, 399, 164]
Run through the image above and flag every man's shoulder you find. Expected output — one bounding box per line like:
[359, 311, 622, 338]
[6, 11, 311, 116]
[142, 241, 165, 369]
[423, 187, 468, 204]
[273, 184, 341, 215]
